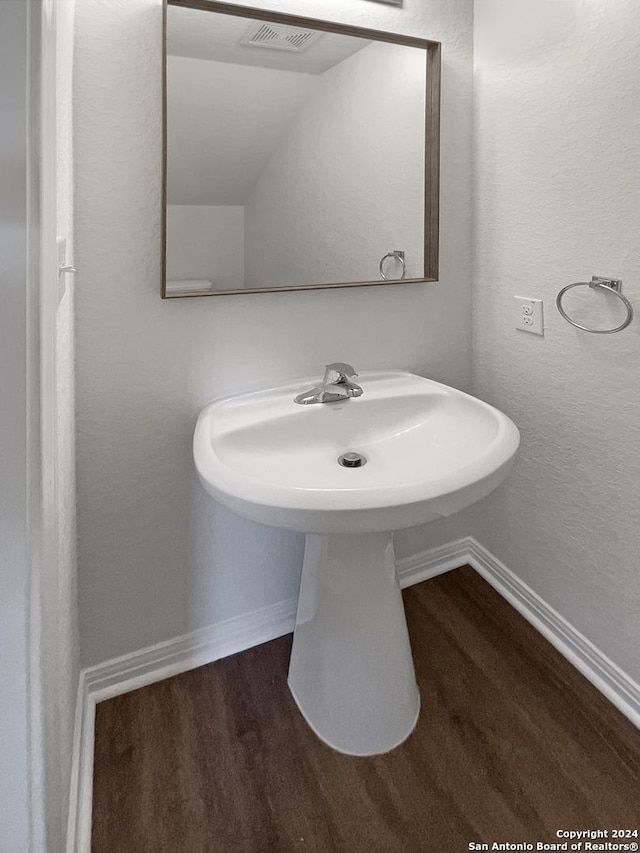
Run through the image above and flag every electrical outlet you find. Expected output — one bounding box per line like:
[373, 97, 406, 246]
[514, 296, 544, 335]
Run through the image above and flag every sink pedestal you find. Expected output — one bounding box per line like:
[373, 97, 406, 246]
[195, 370, 520, 753]
[288, 532, 420, 756]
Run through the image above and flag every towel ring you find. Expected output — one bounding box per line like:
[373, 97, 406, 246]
[379, 250, 406, 281]
[556, 276, 633, 334]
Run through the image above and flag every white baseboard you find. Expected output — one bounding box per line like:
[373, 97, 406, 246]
[66, 596, 298, 853]
[67, 537, 640, 853]
[85, 596, 298, 703]
[399, 535, 640, 729]
[462, 538, 640, 730]
[396, 536, 474, 587]
[66, 672, 93, 853]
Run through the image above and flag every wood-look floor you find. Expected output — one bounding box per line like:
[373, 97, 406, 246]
[92, 567, 640, 852]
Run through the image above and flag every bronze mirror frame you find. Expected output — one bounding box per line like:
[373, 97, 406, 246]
[162, 0, 441, 298]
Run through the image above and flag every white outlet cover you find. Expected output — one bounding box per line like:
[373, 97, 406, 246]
[514, 296, 544, 336]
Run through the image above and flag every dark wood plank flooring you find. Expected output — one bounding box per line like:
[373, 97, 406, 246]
[92, 567, 640, 852]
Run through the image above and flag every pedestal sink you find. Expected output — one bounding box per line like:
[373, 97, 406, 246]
[194, 370, 519, 755]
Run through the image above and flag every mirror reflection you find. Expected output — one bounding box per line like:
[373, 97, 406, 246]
[164, 3, 439, 296]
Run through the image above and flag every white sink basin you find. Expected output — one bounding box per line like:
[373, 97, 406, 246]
[194, 370, 519, 756]
[194, 370, 519, 535]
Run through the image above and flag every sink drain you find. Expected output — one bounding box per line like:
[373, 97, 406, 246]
[338, 451, 367, 468]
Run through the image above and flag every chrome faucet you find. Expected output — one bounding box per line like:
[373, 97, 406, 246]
[294, 363, 364, 405]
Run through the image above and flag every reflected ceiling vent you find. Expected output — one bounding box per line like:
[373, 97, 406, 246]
[240, 22, 323, 52]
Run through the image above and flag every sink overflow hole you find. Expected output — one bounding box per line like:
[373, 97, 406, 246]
[338, 452, 367, 468]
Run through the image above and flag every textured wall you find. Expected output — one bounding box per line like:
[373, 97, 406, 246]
[421, 0, 640, 682]
[244, 40, 425, 287]
[167, 205, 245, 288]
[0, 4, 34, 847]
[75, 0, 473, 666]
[0, 1, 78, 847]
[53, 0, 79, 837]
[167, 54, 317, 205]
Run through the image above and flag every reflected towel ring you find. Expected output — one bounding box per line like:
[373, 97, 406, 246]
[379, 250, 407, 281]
[556, 276, 633, 334]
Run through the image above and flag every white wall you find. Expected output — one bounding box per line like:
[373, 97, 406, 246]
[0, 0, 77, 847]
[411, 0, 640, 684]
[51, 0, 79, 841]
[0, 6, 38, 848]
[167, 55, 317, 205]
[74, 0, 473, 667]
[244, 40, 425, 287]
[2, 0, 81, 850]
[167, 205, 244, 288]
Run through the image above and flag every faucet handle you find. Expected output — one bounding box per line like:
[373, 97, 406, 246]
[323, 362, 358, 383]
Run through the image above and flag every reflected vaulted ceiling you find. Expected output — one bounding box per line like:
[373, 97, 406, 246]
[166, 6, 371, 206]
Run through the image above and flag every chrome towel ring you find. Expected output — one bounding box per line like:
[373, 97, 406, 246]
[556, 276, 633, 334]
[379, 249, 406, 281]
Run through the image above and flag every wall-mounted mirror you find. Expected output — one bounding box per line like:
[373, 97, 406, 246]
[162, 0, 440, 297]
